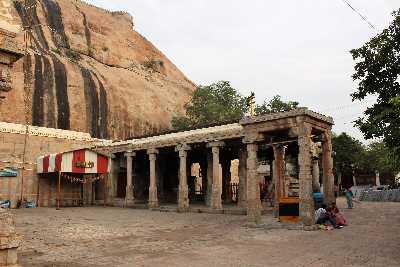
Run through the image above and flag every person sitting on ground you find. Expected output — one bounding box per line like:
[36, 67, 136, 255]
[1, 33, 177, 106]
[330, 202, 347, 226]
[315, 204, 338, 228]
[315, 204, 327, 223]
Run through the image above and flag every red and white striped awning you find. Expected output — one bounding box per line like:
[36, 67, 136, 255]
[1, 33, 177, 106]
[37, 149, 110, 174]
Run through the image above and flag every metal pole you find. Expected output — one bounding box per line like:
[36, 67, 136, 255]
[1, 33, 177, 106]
[103, 175, 107, 208]
[36, 175, 40, 207]
[56, 172, 61, 210]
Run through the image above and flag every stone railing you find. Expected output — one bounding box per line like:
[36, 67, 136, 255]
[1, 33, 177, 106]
[352, 185, 372, 199]
[359, 189, 400, 202]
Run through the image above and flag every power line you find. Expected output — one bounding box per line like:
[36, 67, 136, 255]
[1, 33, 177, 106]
[340, 0, 377, 31]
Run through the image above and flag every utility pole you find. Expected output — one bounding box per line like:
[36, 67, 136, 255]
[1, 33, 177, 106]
[19, 0, 36, 205]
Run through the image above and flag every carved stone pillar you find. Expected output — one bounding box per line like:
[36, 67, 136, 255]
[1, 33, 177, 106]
[272, 145, 285, 216]
[322, 130, 335, 205]
[206, 151, 213, 206]
[124, 151, 136, 206]
[207, 142, 225, 210]
[110, 155, 119, 200]
[246, 142, 261, 223]
[147, 149, 159, 209]
[0, 210, 22, 267]
[312, 159, 321, 192]
[298, 123, 315, 226]
[238, 146, 247, 207]
[176, 144, 191, 212]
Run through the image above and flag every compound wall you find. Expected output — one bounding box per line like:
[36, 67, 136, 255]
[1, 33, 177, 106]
[0, 122, 106, 208]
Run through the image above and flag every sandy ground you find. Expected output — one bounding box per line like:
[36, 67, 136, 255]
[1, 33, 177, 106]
[14, 198, 400, 267]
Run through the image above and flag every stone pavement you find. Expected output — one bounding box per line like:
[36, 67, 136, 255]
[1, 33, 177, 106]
[14, 197, 400, 267]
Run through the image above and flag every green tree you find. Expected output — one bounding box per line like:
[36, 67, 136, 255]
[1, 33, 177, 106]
[350, 10, 400, 156]
[255, 95, 299, 115]
[172, 81, 300, 130]
[360, 141, 399, 174]
[172, 81, 247, 130]
[332, 133, 365, 175]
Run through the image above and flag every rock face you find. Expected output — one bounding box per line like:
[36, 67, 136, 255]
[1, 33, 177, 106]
[0, 0, 195, 140]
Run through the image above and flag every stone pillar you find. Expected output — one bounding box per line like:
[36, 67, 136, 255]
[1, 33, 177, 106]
[176, 144, 191, 212]
[312, 159, 321, 192]
[124, 151, 136, 206]
[110, 155, 119, 200]
[0, 210, 22, 267]
[207, 142, 225, 210]
[272, 145, 285, 216]
[147, 149, 159, 209]
[238, 146, 247, 207]
[322, 131, 335, 205]
[298, 123, 314, 226]
[375, 170, 381, 186]
[206, 152, 213, 206]
[246, 142, 261, 223]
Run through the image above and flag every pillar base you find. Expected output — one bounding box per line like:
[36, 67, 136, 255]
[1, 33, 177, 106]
[148, 187, 159, 209]
[299, 199, 315, 226]
[124, 198, 135, 207]
[125, 184, 134, 207]
[238, 200, 247, 209]
[178, 187, 189, 212]
[247, 199, 262, 224]
[210, 195, 222, 210]
[148, 201, 159, 209]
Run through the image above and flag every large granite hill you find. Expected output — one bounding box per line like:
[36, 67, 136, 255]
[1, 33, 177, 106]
[0, 0, 195, 140]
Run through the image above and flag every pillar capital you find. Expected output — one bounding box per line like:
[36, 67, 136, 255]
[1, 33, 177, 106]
[148, 153, 157, 161]
[243, 132, 263, 144]
[175, 143, 191, 152]
[212, 147, 220, 154]
[321, 130, 332, 142]
[124, 151, 136, 158]
[147, 148, 159, 155]
[178, 150, 187, 158]
[206, 141, 225, 148]
[272, 143, 285, 152]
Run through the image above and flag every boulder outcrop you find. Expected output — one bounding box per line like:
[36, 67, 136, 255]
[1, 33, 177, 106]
[0, 0, 195, 140]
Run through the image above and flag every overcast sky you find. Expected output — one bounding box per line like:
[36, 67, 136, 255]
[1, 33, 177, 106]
[86, 0, 400, 142]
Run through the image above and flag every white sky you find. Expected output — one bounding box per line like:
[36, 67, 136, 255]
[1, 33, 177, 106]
[86, 0, 400, 142]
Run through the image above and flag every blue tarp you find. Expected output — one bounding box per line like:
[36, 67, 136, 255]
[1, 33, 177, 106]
[0, 167, 18, 177]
